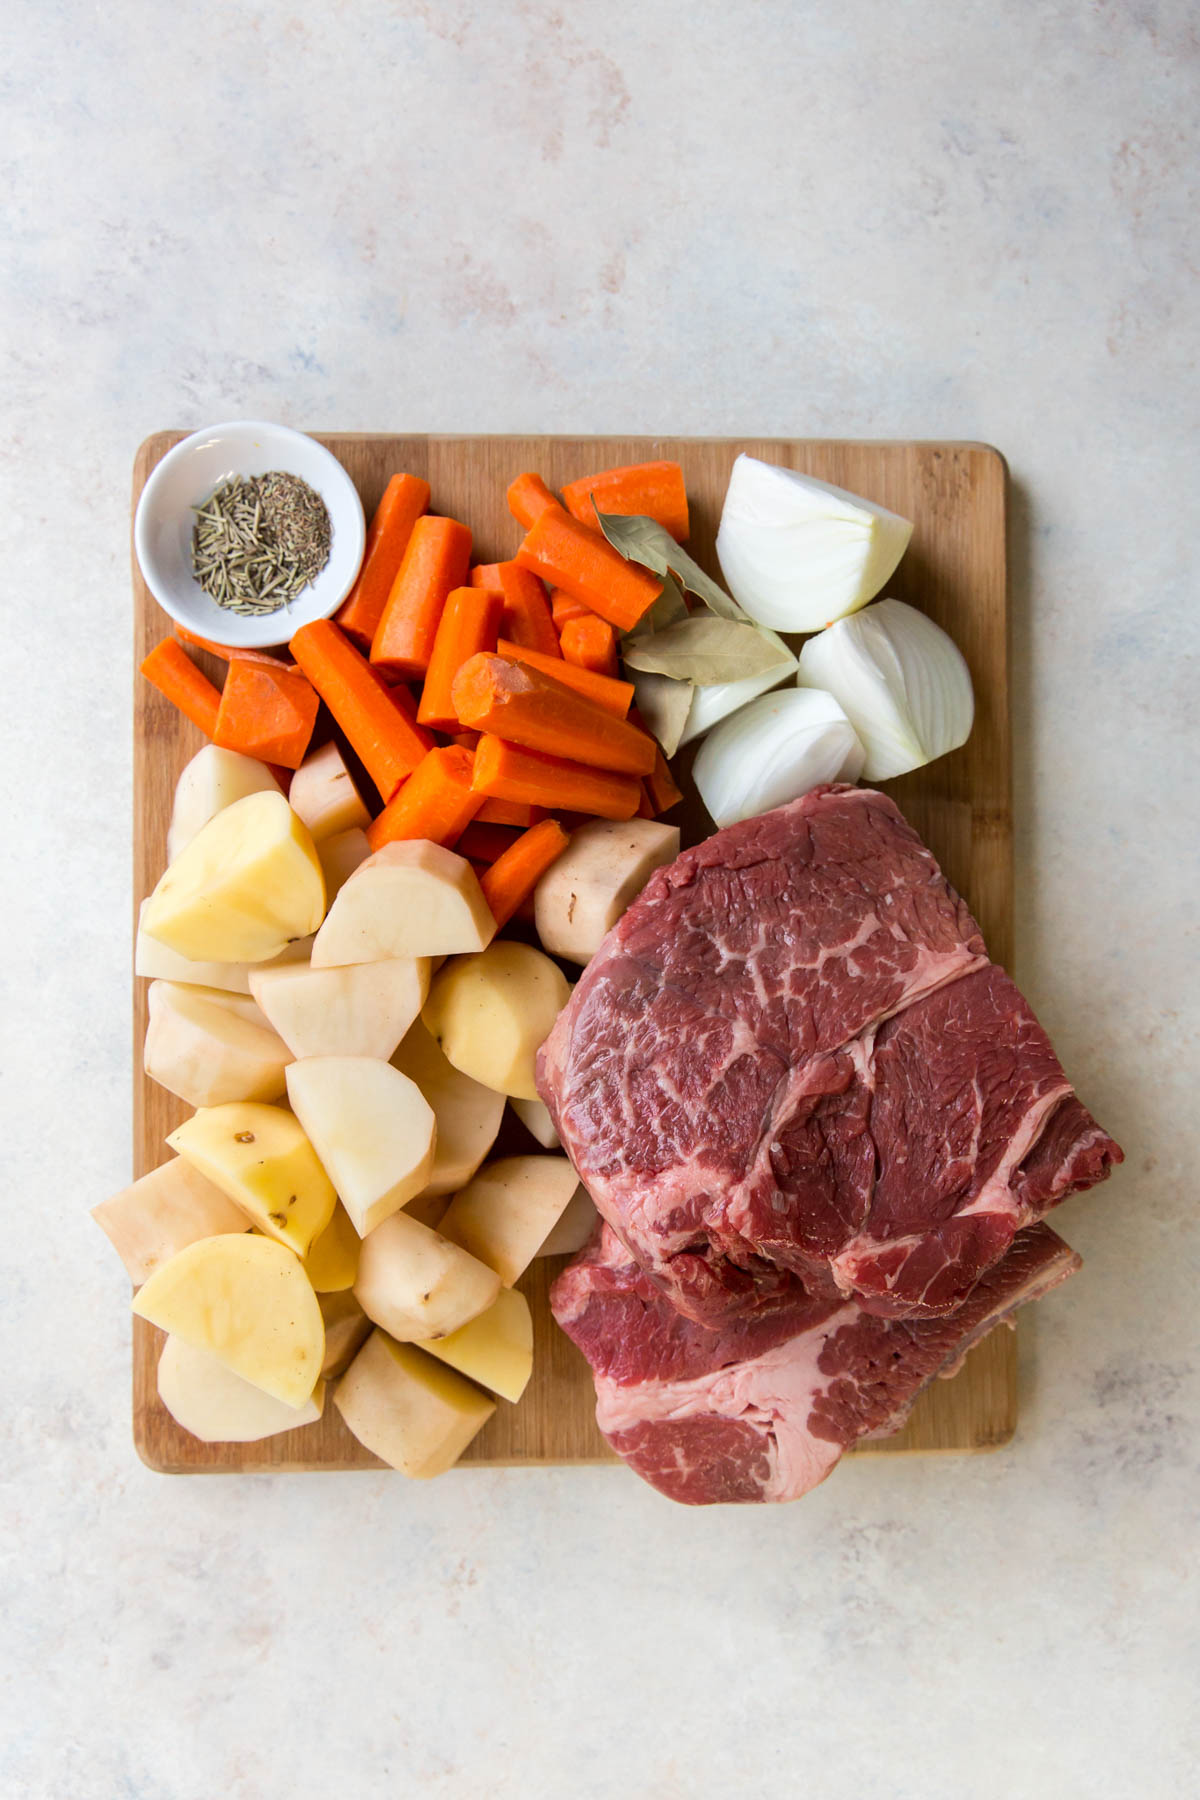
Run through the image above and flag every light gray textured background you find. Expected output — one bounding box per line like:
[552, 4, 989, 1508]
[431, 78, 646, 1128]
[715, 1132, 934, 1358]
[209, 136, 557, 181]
[3, 4, 1197, 1796]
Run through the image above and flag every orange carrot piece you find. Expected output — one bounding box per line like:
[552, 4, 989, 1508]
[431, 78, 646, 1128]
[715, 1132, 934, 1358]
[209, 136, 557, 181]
[471, 735, 641, 822]
[560, 613, 619, 680]
[550, 587, 590, 631]
[290, 619, 433, 802]
[335, 473, 431, 648]
[480, 819, 570, 928]
[452, 654, 655, 777]
[417, 587, 504, 732]
[644, 742, 684, 814]
[365, 746, 481, 852]
[636, 783, 656, 819]
[560, 460, 689, 543]
[213, 660, 320, 770]
[370, 515, 472, 680]
[140, 639, 221, 737]
[469, 563, 506, 593]
[497, 562, 560, 659]
[174, 625, 295, 668]
[507, 472, 562, 530]
[458, 821, 523, 863]
[496, 638, 633, 719]
[475, 796, 547, 828]
[515, 508, 661, 633]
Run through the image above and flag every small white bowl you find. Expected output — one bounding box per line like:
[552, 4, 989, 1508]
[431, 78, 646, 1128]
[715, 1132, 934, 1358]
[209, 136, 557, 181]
[134, 421, 366, 650]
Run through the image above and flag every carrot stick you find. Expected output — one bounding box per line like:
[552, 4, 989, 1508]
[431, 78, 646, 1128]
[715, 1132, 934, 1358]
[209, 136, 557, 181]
[417, 586, 504, 732]
[174, 625, 295, 668]
[334, 474, 431, 647]
[364, 746, 481, 852]
[507, 473, 562, 530]
[475, 797, 547, 828]
[636, 784, 656, 819]
[550, 588, 589, 630]
[290, 619, 433, 802]
[496, 638, 633, 719]
[469, 563, 506, 593]
[480, 819, 570, 928]
[140, 639, 221, 737]
[560, 460, 689, 543]
[370, 515, 472, 680]
[515, 508, 661, 633]
[472, 735, 641, 822]
[497, 562, 560, 659]
[213, 660, 320, 769]
[644, 742, 684, 814]
[453, 654, 655, 777]
[559, 613, 619, 680]
[458, 821, 523, 863]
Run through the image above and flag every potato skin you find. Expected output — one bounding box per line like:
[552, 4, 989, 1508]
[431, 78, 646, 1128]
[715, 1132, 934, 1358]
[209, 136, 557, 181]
[422, 943, 570, 1101]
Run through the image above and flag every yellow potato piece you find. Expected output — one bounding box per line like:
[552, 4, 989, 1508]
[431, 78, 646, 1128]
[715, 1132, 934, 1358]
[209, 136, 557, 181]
[142, 789, 325, 964]
[534, 818, 680, 966]
[144, 980, 292, 1108]
[414, 1287, 533, 1403]
[132, 1233, 324, 1409]
[439, 1155, 582, 1286]
[288, 741, 371, 841]
[422, 943, 570, 1102]
[285, 1057, 436, 1237]
[391, 1019, 506, 1198]
[334, 1331, 495, 1477]
[311, 840, 495, 966]
[157, 1334, 325, 1442]
[167, 1102, 336, 1258]
[355, 1209, 501, 1342]
[135, 900, 313, 994]
[319, 1289, 371, 1379]
[250, 956, 430, 1062]
[167, 745, 281, 863]
[316, 827, 371, 902]
[91, 1156, 251, 1285]
[302, 1202, 361, 1292]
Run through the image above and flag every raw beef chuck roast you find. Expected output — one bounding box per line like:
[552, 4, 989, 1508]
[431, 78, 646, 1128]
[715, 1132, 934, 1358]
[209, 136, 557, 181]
[539, 786, 1120, 1327]
[540, 786, 1121, 1504]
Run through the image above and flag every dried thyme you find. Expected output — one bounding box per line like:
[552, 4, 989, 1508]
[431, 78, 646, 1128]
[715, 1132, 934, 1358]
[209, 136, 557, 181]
[191, 471, 332, 615]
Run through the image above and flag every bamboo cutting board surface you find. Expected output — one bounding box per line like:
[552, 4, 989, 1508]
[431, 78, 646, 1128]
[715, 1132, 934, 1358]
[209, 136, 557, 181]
[132, 434, 1010, 1475]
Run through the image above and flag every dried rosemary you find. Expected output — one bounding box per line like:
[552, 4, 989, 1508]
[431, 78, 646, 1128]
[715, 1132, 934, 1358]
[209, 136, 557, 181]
[191, 471, 332, 615]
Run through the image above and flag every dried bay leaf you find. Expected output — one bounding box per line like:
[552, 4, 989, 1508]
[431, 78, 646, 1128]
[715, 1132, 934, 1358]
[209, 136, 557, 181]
[631, 671, 694, 759]
[596, 510, 747, 623]
[623, 617, 796, 685]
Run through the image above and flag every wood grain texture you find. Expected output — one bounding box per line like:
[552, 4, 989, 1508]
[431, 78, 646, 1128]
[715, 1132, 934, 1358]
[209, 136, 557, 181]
[131, 433, 1011, 1476]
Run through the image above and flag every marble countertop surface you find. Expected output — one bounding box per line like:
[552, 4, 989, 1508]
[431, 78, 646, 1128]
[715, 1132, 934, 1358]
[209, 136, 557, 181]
[3, 4, 1196, 1796]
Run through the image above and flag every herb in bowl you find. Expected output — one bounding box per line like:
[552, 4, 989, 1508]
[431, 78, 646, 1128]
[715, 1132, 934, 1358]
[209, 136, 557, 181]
[191, 471, 332, 616]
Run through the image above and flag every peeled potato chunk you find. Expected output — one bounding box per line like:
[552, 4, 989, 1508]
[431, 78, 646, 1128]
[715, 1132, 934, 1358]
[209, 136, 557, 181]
[319, 1289, 372, 1379]
[167, 745, 281, 864]
[316, 827, 371, 902]
[133, 1233, 324, 1408]
[414, 1287, 533, 1403]
[302, 1202, 361, 1293]
[391, 1020, 505, 1198]
[511, 1096, 560, 1149]
[157, 1334, 325, 1442]
[334, 1330, 495, 1477]
[354, 1210, 501, 1342]
[439, 1155, 581, 1286]
[311, 841, 495, 967]
[534, 819, 680, 965]
[288, 741, 371, 841]
[422, 943, 570, 1102]
[249, 956, 430, 1062]
[142, 789, 325, 964]
[136, 901, 313, 995]
[144, 980, 292, 1108]
[285, 1058, 436, 1237]
[167, 1102, 336, 1258]
[535, 1182, 599, 1258]
[91, 1156, 250, 1285]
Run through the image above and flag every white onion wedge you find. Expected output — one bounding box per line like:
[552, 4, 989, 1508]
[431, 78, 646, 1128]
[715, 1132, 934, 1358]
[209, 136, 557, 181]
[716, 455, 912, 631]
[692, 689, 864, 828]
[676, 628, 798, 747]
[796, 598, 974, 780]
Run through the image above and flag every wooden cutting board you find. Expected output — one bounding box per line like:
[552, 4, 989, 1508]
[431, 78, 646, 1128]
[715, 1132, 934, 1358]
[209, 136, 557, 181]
[131, 434, 1010, 1474]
